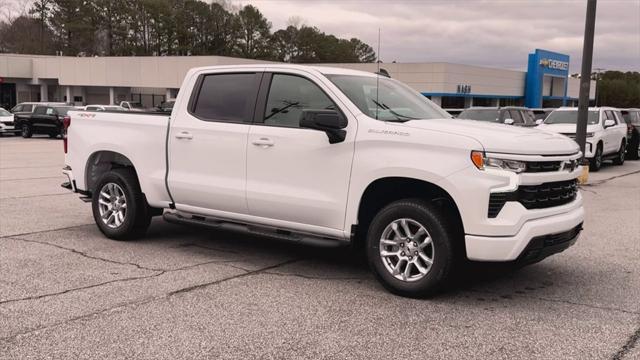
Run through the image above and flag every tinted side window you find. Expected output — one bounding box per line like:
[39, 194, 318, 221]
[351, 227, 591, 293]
[263, 74, 336, 128]
[33, 106, 46, 115]
[633, 112, 640, 125]
[506, 110, 523, 123]
[192, 73, 259, 123]
[23, 104, 33, 112]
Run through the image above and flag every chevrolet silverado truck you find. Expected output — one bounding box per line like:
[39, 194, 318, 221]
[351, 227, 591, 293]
[62, 64, 584, 297]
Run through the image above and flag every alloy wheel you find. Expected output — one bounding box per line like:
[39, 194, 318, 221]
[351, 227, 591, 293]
[379, 218, 434, 282]
[98, 183, 128, 228]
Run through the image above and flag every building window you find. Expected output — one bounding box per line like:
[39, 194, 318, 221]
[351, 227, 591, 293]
[441, 96, 465, 109]
[472, 97, 492, 107]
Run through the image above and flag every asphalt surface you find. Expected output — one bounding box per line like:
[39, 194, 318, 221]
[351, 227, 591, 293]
[1, 135, 639, 359]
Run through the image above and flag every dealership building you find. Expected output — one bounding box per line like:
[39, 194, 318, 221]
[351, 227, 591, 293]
[0, 49, 593, 110]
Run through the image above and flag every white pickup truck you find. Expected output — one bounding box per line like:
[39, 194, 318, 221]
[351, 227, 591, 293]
[62, 64, 584, 297]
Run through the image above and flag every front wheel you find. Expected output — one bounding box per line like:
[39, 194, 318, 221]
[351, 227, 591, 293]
[612, 140, 626, 165]
[366, 199, 455, 298]
[589, 144, 603, 172]
[91, 168, 152, 240]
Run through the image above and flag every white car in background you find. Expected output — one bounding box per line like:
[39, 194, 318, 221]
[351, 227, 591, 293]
[84, 105, 127, 112]
[537, 107, 628, 171]
[0, 107, 17, 136]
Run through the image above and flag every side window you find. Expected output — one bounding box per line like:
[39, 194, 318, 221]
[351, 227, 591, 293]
[507, 110, 523, 124]
[12, 105, 23, 112]
[33, 106, 46, 115]
[263, 74, 337, 128]
[633, 112, 640, 125]
[46, 107, 55, 115]
[23, 104, 33, 112]
[605, 111, 617, 124]
[191, 73, 258, 123]
[614, 111, 624, 124]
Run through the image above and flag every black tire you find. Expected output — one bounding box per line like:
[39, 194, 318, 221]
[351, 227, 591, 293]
[589, 143, 603, 172]
[612, 140, 626, 165]
[21, 123, 32, 138]
[91, 168, 152, 240]
[626, 137, 639, 160]
[366, 199, 456, 298]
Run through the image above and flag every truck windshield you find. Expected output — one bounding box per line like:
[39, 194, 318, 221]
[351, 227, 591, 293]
[545, 111, 599, 125]
[326, 74, 451, 121]
[458, 109, 500, 122]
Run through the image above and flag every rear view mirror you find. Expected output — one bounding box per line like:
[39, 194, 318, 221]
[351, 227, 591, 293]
[504, 118, 515, 125]
[300, 110, 347, 144]
[535, 119, 544, 125]
[604, 119, 615, 128]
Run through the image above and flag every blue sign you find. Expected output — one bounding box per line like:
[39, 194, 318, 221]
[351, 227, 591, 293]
[525, 49, 570, 108]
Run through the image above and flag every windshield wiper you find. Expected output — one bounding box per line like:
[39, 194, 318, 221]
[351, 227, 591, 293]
[265, 101, 300, 120]
[370, 99, 420, 122]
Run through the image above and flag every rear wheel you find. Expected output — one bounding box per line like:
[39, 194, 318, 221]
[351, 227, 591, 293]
[612, 140, 626, 165]
[366, 199, 455, 298]
[21, 123, 32, 138]
[627, 136, 639, 160]
[91, 168, 152, 240]
[589, 144, 603, 171]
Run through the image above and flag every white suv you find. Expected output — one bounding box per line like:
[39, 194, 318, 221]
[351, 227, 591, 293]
[538, 107, 628, 171]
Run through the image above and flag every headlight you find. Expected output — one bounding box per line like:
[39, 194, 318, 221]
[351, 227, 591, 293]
[471, 151, 526, 173]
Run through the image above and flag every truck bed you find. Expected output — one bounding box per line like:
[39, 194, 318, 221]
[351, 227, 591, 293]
[65, 110, 172, 208]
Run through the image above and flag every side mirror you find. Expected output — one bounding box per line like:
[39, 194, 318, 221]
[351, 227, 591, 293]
[604, 119, 615, 128]
[504, 118, 515, 125]
[300, 110, 347, 144]
[535, 119, 544, 125]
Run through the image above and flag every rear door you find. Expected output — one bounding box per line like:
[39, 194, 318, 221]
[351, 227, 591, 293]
[245, 71, 356, 235]
[167, 70, 262, 216]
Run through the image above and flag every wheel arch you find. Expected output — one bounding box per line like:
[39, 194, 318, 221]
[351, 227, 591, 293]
[353, 177, 465, 252]
[85, 150, 139, 195]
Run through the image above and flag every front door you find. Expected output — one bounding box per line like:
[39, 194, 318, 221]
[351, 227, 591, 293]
[246, 72, 356, 234]
[168, 71, 262, 215]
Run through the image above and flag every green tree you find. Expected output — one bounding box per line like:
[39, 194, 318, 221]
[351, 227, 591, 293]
[235, 5, 272, 59]
[596, 71, 640, 108]
[28, 0, 51, 54]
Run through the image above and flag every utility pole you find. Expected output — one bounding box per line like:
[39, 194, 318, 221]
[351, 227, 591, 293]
[575, 0, 597, 162]
[593, 67, 606, 106]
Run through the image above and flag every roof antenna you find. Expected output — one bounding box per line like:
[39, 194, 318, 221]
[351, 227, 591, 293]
[376, 28, 381, 120]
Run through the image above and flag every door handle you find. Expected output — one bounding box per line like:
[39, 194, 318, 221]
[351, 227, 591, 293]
[252, 138, 275, 147]
[175, 131, 193, 140]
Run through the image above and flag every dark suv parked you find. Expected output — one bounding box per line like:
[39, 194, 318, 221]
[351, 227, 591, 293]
[17, 105, 74, 138]
[457, 106, 537, 126]
[621, 108, 640, 160]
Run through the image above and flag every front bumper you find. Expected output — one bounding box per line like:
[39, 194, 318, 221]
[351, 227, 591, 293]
[0, 122, 17, 133]
[465, 202, 584, 261]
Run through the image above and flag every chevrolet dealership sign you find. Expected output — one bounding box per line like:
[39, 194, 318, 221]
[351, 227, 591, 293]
[539, 58, 569, 71]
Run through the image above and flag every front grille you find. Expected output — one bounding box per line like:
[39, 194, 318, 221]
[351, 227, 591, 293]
[487, 179, 578, 218]
[526, 161, 561, 172]
[518, 179, 578, 210]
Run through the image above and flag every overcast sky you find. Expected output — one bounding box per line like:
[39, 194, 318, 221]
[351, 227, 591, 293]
[228, 0, 640, 72]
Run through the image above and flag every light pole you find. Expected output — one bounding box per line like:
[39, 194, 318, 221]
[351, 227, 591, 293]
[576, 0, 597, 163]
[593, 67, 606, 106]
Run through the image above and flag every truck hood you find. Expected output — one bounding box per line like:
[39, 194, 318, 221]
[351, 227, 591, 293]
[399, 118, 580, 155]
[536, 123, 598, 135]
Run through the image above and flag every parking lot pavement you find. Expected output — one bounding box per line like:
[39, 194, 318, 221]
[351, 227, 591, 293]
[1, 135, 639, 359]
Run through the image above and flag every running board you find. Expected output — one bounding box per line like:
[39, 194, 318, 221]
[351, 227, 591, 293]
[162, 211, 347, 248]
